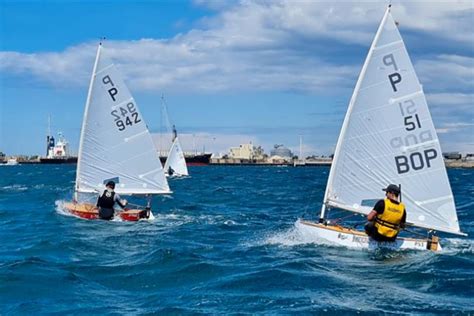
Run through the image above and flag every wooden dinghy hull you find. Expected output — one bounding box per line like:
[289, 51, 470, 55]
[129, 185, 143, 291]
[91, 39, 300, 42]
[296, 219, 441, 252]
[63, 202, 150, 221]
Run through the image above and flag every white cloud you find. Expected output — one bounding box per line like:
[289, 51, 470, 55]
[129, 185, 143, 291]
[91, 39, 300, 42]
[151, 132, 260, 155]
[389, 1, 474, 43]
[426, 92, 474, 106]
[1, 1, 472, 153]
[426, 92, 474, 126]
[437, 122, 474, 133]
[1, 1, 472, 95]
[192, 0, 236, 11]
[416, 55, 474, 93]
[0, 43, 96, 87]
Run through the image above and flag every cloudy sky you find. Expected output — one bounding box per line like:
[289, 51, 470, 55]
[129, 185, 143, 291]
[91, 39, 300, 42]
[0, 0, 473, 156]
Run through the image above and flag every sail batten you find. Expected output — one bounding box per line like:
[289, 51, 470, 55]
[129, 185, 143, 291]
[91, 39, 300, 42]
[95, 64, 114, 75]
[111, 97, 135, 109]
[322, 7, 463, 235]
[358, 69, 419, 93]
[373, 40, 403, 51]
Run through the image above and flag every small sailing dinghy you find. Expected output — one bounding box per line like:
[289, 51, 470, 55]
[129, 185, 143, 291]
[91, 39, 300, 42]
[64, 42, 171, 221]
[160, 96, 189, 177]
[164, 125, 189, 177]
[298, 5, 465, 251]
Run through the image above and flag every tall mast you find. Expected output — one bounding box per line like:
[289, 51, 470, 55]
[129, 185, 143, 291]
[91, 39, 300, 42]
[319, 5, 392, 221]
[172, 125, 177, 142]
[74, 42, 102, 199]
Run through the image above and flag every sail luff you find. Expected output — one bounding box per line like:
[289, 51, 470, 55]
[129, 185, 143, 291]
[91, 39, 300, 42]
[320, 6, 391, 218]
[75, 43, 102, 197]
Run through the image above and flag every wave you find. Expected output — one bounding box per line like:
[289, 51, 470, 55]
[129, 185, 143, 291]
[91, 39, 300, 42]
[254, 222, 334, 248]
[441, 237, 474, 255]
[55, 200, 77, 218]
[0, 184, 28, 192]
[153, 210, 241, 227]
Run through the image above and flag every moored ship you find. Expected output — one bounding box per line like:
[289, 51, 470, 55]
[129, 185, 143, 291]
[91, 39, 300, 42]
[39, 132, 78, 164]
[159, 152, 212, 166]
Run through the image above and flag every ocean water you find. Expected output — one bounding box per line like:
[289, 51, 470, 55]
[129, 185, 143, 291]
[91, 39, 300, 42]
[0, 164, 473, 314]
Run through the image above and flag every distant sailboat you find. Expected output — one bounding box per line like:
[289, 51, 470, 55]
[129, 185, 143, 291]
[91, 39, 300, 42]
[164, 125, 189, 177]
[64, 42, 171, 221]
[160, 96, 189, 177]
[298, 5, 465, 251]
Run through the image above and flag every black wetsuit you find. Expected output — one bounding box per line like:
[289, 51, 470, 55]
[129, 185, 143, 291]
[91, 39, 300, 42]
[96, 190, 124, 220]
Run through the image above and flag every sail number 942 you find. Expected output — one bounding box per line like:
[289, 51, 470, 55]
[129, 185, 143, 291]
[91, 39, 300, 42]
[110, 102, 141, 131]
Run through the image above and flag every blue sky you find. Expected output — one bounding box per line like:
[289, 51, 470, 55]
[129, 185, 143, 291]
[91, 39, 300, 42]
[1, 0, 473, 156]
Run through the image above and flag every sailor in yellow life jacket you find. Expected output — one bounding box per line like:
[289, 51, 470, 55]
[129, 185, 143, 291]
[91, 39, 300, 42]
[365, 184, 406, 242]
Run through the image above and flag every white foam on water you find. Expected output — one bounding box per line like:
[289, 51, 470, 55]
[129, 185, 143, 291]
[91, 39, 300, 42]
[441, 237, 474, 255]
[55, 200, 76, 218]
[168, 175, 191, 180]
[1, 184, 28, 191]
[151, 211, 195, 226]
[150, 210, 241, 227]
[257, 221, 334, 248]
[146, 211, 155, 221]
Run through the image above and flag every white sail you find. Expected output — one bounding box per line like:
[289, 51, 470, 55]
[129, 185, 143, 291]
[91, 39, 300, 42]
[75, 44, 170, 195]
[164, 137, 189, 176]
[322, 7, 462, 235]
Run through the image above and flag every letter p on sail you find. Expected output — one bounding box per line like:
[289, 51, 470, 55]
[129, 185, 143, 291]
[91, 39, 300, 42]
[389, 73, 402, 92]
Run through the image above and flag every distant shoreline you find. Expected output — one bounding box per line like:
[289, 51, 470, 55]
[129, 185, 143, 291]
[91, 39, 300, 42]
[2, 159, 473, 168]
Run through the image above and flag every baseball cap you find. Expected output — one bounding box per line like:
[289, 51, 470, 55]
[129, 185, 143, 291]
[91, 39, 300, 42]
[106, 181, 116, 189]
[382, 184, 400, 195]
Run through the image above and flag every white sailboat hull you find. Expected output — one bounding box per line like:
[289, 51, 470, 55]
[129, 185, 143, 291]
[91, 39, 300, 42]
[296, 219, 441, 252]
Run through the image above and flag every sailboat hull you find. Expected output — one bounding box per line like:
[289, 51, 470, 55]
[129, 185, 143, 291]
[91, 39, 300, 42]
[296, 220, 441, 252]
[63, 202, 150, 222]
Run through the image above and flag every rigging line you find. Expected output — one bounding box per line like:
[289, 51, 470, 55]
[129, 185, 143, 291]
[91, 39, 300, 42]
[331, 212, 358, 224]
[351, 220, 367, 229]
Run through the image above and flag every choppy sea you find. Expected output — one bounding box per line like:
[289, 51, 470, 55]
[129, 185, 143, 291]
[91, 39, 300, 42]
[0, 165, 473, 314]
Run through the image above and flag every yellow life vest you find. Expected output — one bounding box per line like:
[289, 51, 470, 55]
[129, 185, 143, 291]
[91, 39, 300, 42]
[374, 198, 405, 238]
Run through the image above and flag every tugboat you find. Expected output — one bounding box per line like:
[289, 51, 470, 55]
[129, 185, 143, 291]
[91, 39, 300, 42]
[39, 132, 78, 164]
[0, 158, 19, 166]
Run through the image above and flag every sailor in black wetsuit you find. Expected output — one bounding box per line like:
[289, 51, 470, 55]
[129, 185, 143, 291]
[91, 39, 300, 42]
[96, 181, 127, 220]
